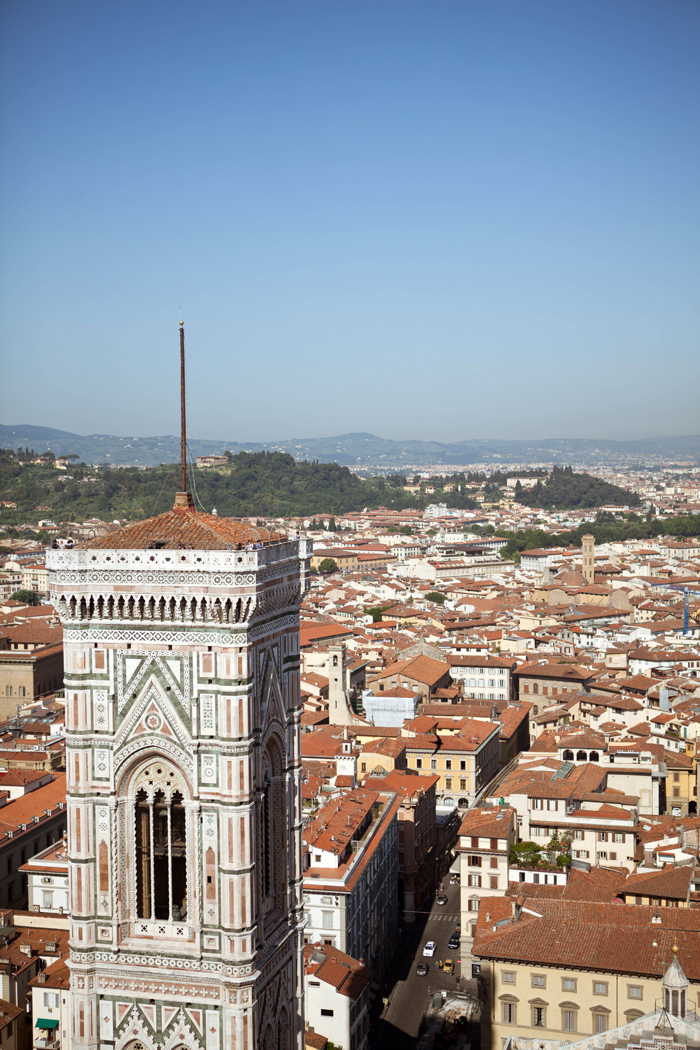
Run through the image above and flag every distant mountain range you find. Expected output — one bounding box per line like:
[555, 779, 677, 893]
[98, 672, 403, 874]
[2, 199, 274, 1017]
[2, 424, 699, 469]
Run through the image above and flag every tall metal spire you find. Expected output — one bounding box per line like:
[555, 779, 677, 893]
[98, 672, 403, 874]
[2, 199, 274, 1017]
[180, 320, 187, 494]
[174, 320, 195, 510]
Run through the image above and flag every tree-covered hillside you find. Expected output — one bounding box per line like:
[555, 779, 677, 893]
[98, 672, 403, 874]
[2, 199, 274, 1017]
[0, 449, 427, 522]
[514, 465, 640, 509]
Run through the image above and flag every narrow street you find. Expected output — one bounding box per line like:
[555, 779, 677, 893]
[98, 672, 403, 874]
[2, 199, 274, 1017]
[370, 882, 466, 1049]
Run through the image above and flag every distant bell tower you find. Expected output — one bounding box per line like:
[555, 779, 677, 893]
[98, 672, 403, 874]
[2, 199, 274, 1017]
[48, 323, 312, 1050]
[581, 533, 595, 585]
[327, 645, 356, 726]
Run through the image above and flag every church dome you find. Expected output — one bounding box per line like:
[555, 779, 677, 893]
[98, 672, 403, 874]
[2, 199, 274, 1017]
[555, 567, 588, 587]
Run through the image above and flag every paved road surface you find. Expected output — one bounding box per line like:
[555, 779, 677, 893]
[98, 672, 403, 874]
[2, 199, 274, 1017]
[371, 883, 464, 1048]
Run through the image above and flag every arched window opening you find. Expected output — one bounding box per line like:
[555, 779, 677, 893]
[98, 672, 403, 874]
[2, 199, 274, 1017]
[134, 773, 188, 922]
[532, 682, 539, 695]
[589, 751, 599, 762]
[576, 750, 587, 761]
[563, 750, 574, 761]
[259, 738, 287, 914]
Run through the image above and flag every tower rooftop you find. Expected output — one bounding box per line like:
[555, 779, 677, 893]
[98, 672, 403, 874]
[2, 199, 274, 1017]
[83, 507, 286, 551]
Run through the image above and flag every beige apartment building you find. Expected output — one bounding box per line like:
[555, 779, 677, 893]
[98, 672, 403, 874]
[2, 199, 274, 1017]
[404, 721, 501, 806]
[456, 807, 516, 964]
[0, 645, 64, 718]
[475, 898, 700, 1050]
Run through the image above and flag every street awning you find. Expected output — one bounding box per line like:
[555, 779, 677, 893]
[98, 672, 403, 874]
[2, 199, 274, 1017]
[36, 1019, 59, 1029]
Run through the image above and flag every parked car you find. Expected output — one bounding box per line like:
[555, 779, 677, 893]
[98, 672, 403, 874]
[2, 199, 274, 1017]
[436, 895, 448, 906]
[423, 941, 437, 957]
[416, 962, 429, 976]
[448, 933, 460, 950]
[443, 959, 455, 976]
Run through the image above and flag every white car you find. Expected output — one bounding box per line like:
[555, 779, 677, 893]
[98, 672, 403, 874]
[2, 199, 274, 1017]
[422, 940, 437, 958]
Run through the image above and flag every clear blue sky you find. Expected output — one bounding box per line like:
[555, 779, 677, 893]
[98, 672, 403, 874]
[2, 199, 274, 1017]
[1, 0, 698, 443]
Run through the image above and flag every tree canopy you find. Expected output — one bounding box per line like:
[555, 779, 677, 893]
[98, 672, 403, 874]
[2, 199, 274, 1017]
[514, 465, 640, 510]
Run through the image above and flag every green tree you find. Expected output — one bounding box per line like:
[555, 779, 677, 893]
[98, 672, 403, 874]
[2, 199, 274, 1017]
[327, 517, 337, 531]
[318, 558, 338, 573]
[9, 589, 41, 606]
[425, 591, 446, 605]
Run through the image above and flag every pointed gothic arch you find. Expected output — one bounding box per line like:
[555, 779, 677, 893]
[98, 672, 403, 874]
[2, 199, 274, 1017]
[118, 753, 194, 926]
[259, 731, 287, 915]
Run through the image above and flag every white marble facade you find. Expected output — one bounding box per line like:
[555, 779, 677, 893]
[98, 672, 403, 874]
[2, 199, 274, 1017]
[48, 534, 311, 1050]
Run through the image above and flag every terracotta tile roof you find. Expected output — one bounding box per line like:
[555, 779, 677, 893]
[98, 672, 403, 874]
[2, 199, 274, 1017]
[304, 1031, 328, 1050]
[0, 774, 65, 835]
[303, 789, 379, 854]
[458, 807, 516, 839]
[515, 662, 592, 681]
[300, 622, 353, 647]
[618, 864, 692, 900]
[28, 955, 69, 989]
[86, 507, 285, 550]
[0, 999, 23, 1028]
[474, 899, 700, 977]
[374, 654, 451, 686]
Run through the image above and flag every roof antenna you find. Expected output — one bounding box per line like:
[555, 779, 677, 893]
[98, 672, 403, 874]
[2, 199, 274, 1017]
[174, 320, 194, 510]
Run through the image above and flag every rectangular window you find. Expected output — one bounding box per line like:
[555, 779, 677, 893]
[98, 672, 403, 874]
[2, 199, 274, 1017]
[416, 759, 423, 769]
[491, 838, 498, 850]
[431, 759, 437, 770]
[502, 972, 515, 984]
[573, 829, 584, 840]
[598, 831, 608, 842]
[628, 986, 643, 1000]
[460, 779, 467, 790]
[460, 760, 466, 770]
[490, 876, 499, 889]
[531, 974, 546, 988]
[471, 837, 479, 848]
[469, 855, 482, 867]
[594, 1014, 607, 1034]
[563, 1010, 576, 1032]
[445, 778, 452, 790]
[562, 978, 577, 991]
[594, 982, 608, 996]
[502, 1003, 516, 1024]
[532, 799, 542, 809]
[613, 832, 624, 843]
[322, 912, 333, 930]
[445, 760, 452, 770]
[321, 1009, 334, 1017]
[490, 856, 498, 869]
[547, 799, 557, 811]
[469, 874, 481, 887]
[532, 1007, 545, 1027]
[468, 898, 480, 912]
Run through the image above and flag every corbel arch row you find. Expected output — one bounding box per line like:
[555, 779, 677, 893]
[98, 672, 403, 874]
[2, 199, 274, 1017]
[56, 592, 255, 625]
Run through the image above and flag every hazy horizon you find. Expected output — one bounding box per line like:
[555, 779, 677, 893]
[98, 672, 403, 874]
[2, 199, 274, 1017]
[1, 1, 698, 441]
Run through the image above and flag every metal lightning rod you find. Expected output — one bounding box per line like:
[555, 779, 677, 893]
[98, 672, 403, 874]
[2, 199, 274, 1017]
[179, 320, 188, 496]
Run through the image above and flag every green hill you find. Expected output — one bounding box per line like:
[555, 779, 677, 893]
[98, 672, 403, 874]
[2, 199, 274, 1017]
[514, 465, 640, 510]
[0, 449, 427, 523]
